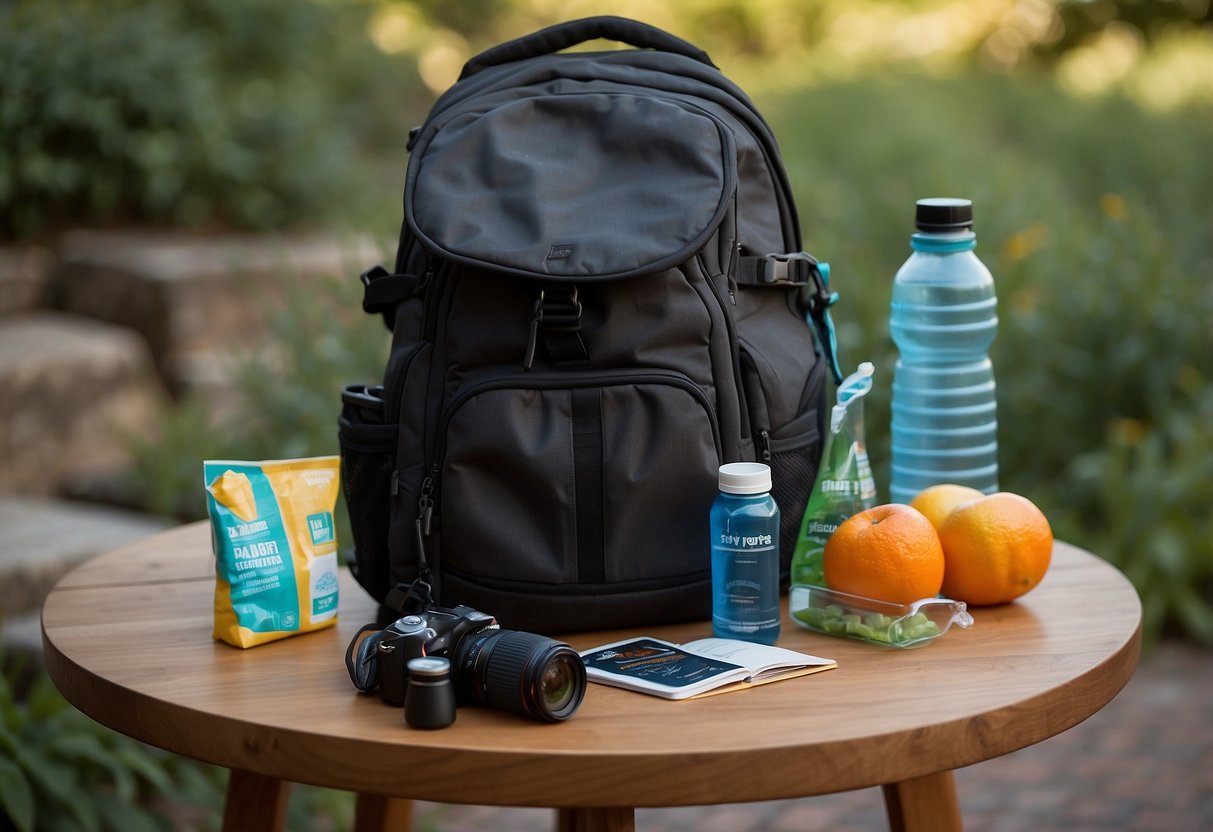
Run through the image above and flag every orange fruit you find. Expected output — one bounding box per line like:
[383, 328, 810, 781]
[823, 504, 945, 605]
[938, 492, 1053, 606]
[909, 483, 985, 532]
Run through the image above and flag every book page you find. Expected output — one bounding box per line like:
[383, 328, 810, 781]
[580, 637, 751, 699]
[681, 638, 835, 679]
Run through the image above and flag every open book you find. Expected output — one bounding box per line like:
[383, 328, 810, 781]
[580, 637, 836, 700]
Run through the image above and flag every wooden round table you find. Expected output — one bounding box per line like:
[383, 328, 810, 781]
[42, 523, 1140, 832]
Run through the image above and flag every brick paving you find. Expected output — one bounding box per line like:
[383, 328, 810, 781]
[410, 640, 1212, 831]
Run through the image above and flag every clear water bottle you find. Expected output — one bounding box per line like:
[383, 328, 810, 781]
[889, 198, 999, 503]
[710, 463, 780, 645]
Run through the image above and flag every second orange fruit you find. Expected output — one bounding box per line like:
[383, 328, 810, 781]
[823, 504, 944, 605]
[909, 483, 984, 530]
[938, 492, 1053, 605]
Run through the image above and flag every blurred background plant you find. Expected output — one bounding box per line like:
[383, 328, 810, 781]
[2, 0, 1210, 826]
[0, 0, 424, 239]
[1, 651, 358, 832]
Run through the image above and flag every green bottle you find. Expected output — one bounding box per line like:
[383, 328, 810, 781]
[789, 362, 878, 588]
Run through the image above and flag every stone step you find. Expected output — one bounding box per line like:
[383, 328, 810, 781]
[51, 230, 383, 394]
[0, 312, 169, 496]
[0, 496, 169, 619]
[0, 245, 53, 315]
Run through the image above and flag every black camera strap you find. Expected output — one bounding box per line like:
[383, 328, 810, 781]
[345, 623, 386, 692]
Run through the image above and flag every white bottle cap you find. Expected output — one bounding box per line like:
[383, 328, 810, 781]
[718, 462, 772, 495]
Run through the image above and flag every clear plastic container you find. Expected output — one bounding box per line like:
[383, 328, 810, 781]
[789, 585, 974, 648]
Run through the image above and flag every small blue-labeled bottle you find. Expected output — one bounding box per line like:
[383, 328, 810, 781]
[711, 462, 780, 645]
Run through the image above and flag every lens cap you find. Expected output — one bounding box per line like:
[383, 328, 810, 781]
[405, 657, 456, 730]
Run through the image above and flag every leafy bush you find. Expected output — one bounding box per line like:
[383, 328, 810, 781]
[0, 655, 224, 832]
[762, 70, 1213, 643]
[0, 0, 420, 239]
[0, 653, 360, 830]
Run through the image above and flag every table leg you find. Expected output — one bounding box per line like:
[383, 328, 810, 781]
[556, 807, 635, 832]
[223, 769, 290, 832]
[882, 770, 963, 832]
[353, 794, 414, 832]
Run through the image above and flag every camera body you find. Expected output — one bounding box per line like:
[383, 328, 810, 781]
[347, 601, 586, 723]
[374, 604, 496, 706]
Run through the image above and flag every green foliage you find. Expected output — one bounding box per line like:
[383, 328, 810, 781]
[0, 654, 225, 832]
[0, 0, 419, 239]
[126, 271, 389, 532]
[125, 69, 1213, 644]
[0, 653, 365, 831]
[1044, 0, 1213, 56]
[760, 70, 1213, 643]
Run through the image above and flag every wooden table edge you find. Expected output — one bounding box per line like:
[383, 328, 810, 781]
[40, 610, 1142, 809]
[40, 527, 1143, 831]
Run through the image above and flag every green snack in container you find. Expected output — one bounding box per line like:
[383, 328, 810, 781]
[790, 585, 974, 648]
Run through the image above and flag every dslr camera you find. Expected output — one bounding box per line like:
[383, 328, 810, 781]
[345, 602, 586, 723]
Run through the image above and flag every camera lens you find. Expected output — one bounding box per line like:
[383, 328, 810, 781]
[454, 629, 586, 722]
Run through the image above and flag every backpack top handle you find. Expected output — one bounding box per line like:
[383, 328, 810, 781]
[459, 15, 717, 80]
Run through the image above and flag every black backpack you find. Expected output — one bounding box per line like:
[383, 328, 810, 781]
[338, 16, 842, 633]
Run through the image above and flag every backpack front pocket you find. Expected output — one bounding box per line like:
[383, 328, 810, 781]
[431, 370, 721, 631]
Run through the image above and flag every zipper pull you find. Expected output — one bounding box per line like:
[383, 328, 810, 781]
[728, 243, 740, 305]
[522, 289, 543, 371]
[414, 473, 435, 577]
[417, 474, 434, 536]
[759, 429, 772, 463]
[523, 314, 540, 371]
[390, 470, 400, 496]
[414, 254, 435, 294]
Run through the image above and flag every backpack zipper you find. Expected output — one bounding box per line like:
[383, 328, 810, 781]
[420, 255, 444, 342]
[698, 247, 748, 454]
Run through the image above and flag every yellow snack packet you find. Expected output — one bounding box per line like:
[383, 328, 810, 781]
[204, 456, 341, 648]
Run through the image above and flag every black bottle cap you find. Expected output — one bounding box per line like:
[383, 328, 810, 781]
[915, 198, 973, 231]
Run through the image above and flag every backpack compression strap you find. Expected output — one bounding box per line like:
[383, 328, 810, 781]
[737, 251, 843, 385]
[360, 265, 419, 331]
[459, 15, 717, 80]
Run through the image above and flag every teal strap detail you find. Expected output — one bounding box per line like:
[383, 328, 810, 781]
[807, 262, 843, 385]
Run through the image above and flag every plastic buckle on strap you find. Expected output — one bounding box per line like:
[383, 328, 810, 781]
[738, 251, 843, 384]
[757, 251, 819, 286]
[360, 264, 390, 289]
[537, 285, 583, 328]
[523, 286, 587, 370]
